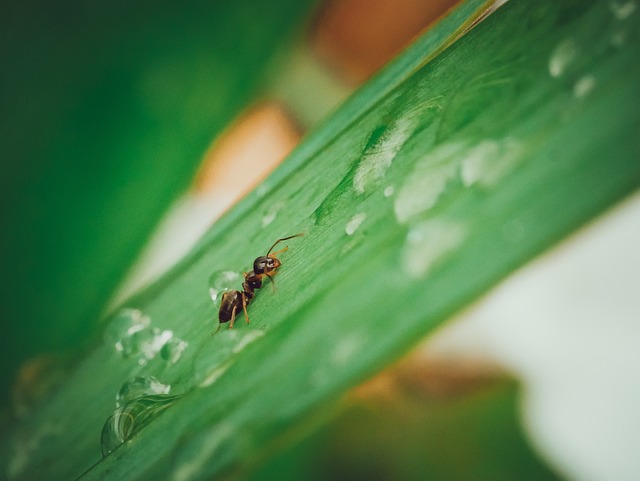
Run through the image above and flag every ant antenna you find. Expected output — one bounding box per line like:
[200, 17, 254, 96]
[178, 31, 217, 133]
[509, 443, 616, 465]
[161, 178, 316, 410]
[266, 233, 304, 256]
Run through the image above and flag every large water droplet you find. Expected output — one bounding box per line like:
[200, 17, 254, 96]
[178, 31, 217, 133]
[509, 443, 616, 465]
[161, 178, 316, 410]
[101, 394, 181, 457]
[208, 271, 242, 306]
[116, 376, 171, 407]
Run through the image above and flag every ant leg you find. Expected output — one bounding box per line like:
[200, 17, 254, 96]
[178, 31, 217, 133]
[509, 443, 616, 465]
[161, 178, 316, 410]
[229, 305, 238, 329]
[242, 293, 251, 324]
[266, 272, 276, 293]
[214, 322, 222, 335]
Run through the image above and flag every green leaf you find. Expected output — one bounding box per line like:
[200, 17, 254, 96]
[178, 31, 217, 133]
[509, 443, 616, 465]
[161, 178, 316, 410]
[0, 0, 316, 396]
[2, 0, 639, 479]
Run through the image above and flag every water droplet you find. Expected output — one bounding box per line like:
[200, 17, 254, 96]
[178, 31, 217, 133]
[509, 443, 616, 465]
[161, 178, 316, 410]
[208, 271, 242, 305]
[353, 117, 418, 194]
[610, 29, 629, 47]
[104, 309, 174, 365]
[394, 142, 466, 224]
[101, 394, 181, 456]
[573, 75, 596, 98]
[160, 337, 189, 364]
[104, 308, 151, 355]
[609, 0, 637, 19]
[403, 219, 467, 278]
[261, 200, 285, 228]
[116, 376, 171, 407]
[345, 213, 367, 236]
[549, 39, 579, 78]
[460, 138, 523, 188]
[384, 186, 395, 197]
[138, 329, 174, 365]
[332, 333, 364, 365]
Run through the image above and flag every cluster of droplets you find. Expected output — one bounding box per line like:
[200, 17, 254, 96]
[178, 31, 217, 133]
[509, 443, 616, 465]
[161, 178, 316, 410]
[101, 376, 181, 456]
[104, 309, 188, 366]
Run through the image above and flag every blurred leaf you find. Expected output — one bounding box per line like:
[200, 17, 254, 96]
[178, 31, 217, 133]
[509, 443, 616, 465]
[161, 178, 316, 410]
[1, 0, 639, 480]
[0, 0, 317, 399]
[248, 379, 561, 481]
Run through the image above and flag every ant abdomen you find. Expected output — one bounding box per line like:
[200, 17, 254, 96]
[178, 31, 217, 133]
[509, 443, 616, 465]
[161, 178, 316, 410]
[218, 290, 243, 323]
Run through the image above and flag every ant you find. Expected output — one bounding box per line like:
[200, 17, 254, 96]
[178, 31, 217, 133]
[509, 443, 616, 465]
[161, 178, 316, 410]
[216, 233, 303, 331]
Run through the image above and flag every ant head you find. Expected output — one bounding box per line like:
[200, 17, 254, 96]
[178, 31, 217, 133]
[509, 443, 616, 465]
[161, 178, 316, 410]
[253, 255, 281, 275]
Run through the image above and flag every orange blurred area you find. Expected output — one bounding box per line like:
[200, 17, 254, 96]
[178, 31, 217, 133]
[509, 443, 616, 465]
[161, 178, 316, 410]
[193, 102, 301, 205]
[351, 346, 503, 405]
[312, 0, 460, 84]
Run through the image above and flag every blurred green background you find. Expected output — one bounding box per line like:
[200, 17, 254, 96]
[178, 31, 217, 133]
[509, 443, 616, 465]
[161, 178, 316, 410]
[0, 0, 315, 404]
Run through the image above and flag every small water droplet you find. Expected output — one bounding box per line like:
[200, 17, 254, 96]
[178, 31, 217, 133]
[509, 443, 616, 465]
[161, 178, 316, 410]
[403, 219, 467, 278]
[394, 142, 465, 224]
[610, 29, 629, 47]
[549, 39, 579, 78]
[384, 186, 395, 197]
[332, 333, 364, 365]
[609, 0, 637, 19]
[116, 376, 171, 407]
[261, 200, 285, 228]
[104, 309, 174, 365]
[208, 271, 242, 305]
[160, 337, 189, 364]
[136, 328, 174, 366]
[460, 138, 523, 188]
[573, 75, 596, 98]
[345, 213, 367, 236]
[104, 308, 151, 355]
[101, 394, 181, 456]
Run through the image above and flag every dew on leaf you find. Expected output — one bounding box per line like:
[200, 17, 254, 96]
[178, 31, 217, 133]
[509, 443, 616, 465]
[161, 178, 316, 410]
[115, 376, 171, 407]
